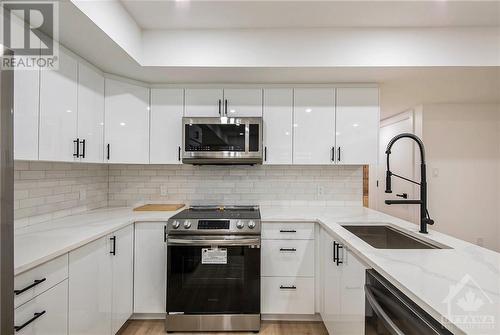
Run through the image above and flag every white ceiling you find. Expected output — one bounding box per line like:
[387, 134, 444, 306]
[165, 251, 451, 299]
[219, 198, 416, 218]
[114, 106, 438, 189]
[121, 0, 500, 30]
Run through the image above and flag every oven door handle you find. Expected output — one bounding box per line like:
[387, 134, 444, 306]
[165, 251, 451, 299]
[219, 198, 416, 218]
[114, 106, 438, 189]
[365, 284, 405, 335]
[167, 236, 261, 247]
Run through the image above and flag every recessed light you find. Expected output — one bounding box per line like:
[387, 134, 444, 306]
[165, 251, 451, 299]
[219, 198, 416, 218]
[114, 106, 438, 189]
[353, 123, 359, 127]
[120, 122, 126, 126]
[305, 108, 312, 113]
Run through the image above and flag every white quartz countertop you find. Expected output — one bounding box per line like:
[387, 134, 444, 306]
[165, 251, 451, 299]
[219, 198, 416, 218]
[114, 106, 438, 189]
[261, 206, 500, 335]
[14, 205, 500, 335]
[14, 207, 183, 276]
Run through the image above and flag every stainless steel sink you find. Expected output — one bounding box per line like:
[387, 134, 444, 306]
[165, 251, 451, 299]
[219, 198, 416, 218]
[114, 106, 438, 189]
[341, 225, 449, 249]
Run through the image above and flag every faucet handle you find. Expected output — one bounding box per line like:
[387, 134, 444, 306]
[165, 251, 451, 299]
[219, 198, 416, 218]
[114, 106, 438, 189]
[396, 193, 408, 199]
[423, 218, 435, 226]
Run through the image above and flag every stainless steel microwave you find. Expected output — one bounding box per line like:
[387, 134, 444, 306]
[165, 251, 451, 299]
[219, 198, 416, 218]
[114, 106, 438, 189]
[182, 117, 263, 165]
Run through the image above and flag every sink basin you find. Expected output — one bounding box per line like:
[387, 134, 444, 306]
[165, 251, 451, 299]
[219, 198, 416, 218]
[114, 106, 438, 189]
[341, 225, 448, 249]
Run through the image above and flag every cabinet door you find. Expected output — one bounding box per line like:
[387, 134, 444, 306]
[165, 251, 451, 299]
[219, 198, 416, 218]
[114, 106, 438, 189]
[150, 88, 183, 164]
[321, 229, 341, 335]
[105, 79, 149, 164]
[335, 88, 379, 165]
[78, 62, 104, 163]
[338, 250, 367, 335]
[134, 222, 167, 313]
[223, 88, 262, 117]
[263, 88, 292, 164]
[14, 280, 68, 335]
[293, 88, 335, 164]
[39, 48, 78, 162]
[69, 236, 112, 335]
[111, 225, 134, 334]
[184, 88, 223, 117]
[14, 67, 39, 160]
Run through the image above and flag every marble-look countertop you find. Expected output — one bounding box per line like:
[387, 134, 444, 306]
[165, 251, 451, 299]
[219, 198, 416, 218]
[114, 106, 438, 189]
[14, 205, 500, 335]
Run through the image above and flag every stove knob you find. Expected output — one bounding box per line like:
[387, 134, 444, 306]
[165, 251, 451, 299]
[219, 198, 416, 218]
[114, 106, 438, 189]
[172, 221, 180, 229]
[248, 220, 256, 229]
[183, 220, 192, 229]
[236, 220, 244, 229]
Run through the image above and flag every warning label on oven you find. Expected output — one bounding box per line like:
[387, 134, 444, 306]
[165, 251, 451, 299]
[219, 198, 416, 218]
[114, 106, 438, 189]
[202, 248, 227, 264]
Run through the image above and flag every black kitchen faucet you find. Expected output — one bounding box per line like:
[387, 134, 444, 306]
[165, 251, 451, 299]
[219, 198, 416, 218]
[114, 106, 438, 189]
[384, 133, 435, 234]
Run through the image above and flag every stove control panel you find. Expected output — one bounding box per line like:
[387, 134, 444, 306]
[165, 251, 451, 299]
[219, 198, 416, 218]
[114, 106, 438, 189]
[167, 218, 261, 234]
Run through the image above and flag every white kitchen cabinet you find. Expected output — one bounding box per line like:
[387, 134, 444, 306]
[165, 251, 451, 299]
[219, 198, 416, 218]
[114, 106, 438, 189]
[69, 236, 112, 335]
[184, 88, 223, 117]
[14, 280, 68, 335]
[335, 88, 379, 165]
[262, 239, 314, 277]
[77, 62, 105, 163]
[134, 222, 167, 314]
[261, 277, 315, 315]
[111, 225, 134, 334]
[39, 47, 78, 162]
[14, 67, 39, 160]
[293, 88, 335, 165]
[263, 88, 293, 164]
[105, 78, 150, 164]
[150, 88, 184, 164]
[320, 228, 367, 335]
[223, 88, 262, 117]
[262, 222, 315, 240]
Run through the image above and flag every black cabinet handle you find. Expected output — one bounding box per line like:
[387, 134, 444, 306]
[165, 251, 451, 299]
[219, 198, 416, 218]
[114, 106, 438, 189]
[14, 311, 46, 332]
[73, 138, 79, 157]
[279, 230, 296, 233]
[264, 147, 267, 161]
[337, 147, 341, 162]
[218, 99, 221, 116]
[279, 285, 296, 290]
[106, 144, 110, 160]
[178, 146, 181, 161]
[79, 139, 86, 158]
[164, 225, 167, 243]
[331, 147, 335, 162]
[224, 99, 228, 115]
[334, 241, 344, 266]
[14, 278, 46, 295]
[110, 236, 116, 255]
[279, 248, 297, 252]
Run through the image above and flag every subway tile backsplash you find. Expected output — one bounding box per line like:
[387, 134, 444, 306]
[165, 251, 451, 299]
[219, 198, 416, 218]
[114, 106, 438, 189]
[14, 162, 363, 227]
[107, 165, 363, 208]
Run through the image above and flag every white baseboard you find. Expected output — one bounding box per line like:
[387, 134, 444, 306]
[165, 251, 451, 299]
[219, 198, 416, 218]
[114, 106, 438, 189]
[261, 313, 323, 322]
[131, 313, 166, 320]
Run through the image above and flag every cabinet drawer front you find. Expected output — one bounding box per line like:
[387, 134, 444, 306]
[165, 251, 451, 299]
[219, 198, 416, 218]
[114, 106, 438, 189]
[14, 279, 68, 335]
[15, 254, 68, 308]
[262, 222, 314, 240]
[261, 277, 315, 315]
[262, 239, 314, 277]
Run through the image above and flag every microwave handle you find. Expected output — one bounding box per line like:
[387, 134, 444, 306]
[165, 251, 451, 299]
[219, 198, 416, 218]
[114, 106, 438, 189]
[365, 284, 405, 335]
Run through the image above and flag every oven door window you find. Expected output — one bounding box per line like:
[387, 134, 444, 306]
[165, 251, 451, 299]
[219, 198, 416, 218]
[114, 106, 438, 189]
[185, 124, 246, 152]
[167, 245, 260, 314]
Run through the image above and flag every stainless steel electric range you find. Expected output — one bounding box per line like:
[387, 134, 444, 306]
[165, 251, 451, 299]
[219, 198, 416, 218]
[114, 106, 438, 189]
[166, 206, 261, 333]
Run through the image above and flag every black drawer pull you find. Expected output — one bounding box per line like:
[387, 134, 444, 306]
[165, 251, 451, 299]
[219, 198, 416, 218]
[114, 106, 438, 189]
[106, 144, 110, 160]
[110, 236, 116, 255]
[14, 278, 47, 295]
[79, 139, 86, 158]
[14, 310, 46, 332]
[279, 248, 296, 252]
[279, 285, 296, 290]
[73, 138, 79, 157]
[279, 230, 296, 233]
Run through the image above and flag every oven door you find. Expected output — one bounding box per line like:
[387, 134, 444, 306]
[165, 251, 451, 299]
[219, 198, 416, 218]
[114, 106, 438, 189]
[182, 117, 262, 164]
[167, 235, 261, 315]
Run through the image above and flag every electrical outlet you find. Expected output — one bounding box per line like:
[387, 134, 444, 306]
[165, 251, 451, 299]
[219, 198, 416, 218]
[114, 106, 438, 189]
[433, 168, 439, 177]
[317, 185, 324, 196]
[160, 184, 168, 196]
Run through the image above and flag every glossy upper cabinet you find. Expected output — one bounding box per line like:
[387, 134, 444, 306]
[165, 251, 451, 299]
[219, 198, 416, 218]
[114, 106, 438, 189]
[78, 62, 105, 163]
[184, 88, 223, 117]
[335, 88, 379, 165]
[223, 88, 263, 117]
[263, 89, 293, 164]
[39, 48, 78, 162]
[150, 88, 183, 164]
[14, 68, 39, 160]
[293, 88, 335, 164]
[105, 79, 150, 164]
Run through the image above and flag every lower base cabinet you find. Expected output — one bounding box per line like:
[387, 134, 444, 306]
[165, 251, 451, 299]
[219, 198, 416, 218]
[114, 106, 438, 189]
[69, 225, 133, 335]
[14, 280, 68, 335]
[320, 228, 367, 335]
[261, 277, 315, 314]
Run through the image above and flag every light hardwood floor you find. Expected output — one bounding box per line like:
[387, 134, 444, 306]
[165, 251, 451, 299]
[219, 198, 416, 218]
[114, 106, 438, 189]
[120, 320, 328, 335]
